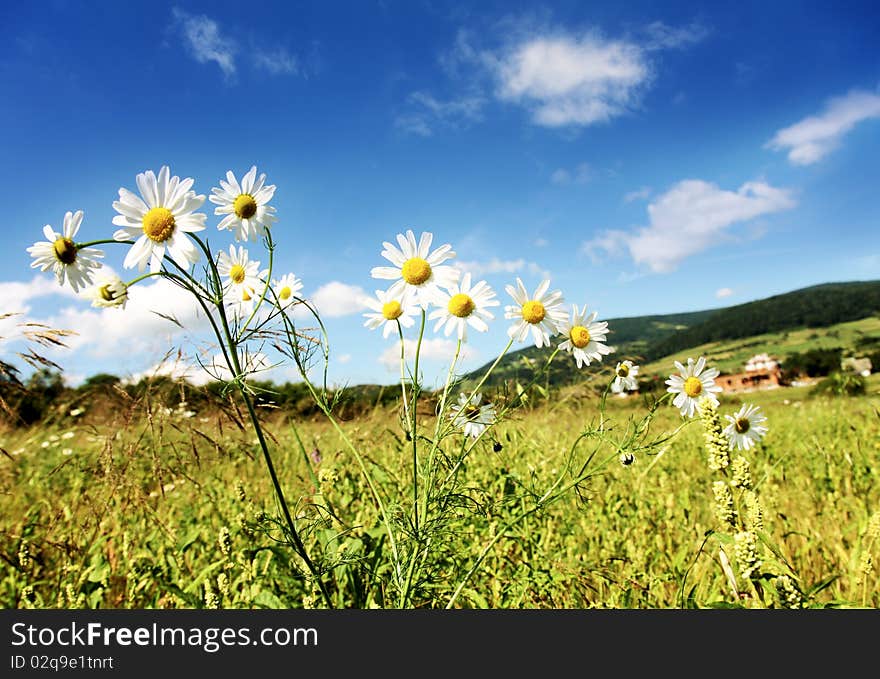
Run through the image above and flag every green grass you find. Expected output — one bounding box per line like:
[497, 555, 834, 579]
[2, 374, 878, 609]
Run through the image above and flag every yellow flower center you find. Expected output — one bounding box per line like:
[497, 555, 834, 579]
[241, 289, 252, 302]
[279, 286, 292, 301]
[617, 363, 630, 378]
[229, 264, 246, 284]
[448, 293, 475, 318]
[521, 300, 545, 324]
[382, 300, 403, 320]
[683, 376, 703, 397]
[233, 194, 258, 219]
[142, 207, 176, 243]
[464, 404, 481, 420]
[570, 325, 591, 348]
[734, 417, 751, 434]
[98, 284, 115, 301]
[52, 237, 77, 265]
[401, 257, 432, 285]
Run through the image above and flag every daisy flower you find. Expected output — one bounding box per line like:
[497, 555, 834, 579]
[272, 273, 304, 309]
[88, 270, 128, 309]
[209, 166, 277, 242]
[504, 278, 567, 348]
[27, 210, 103, 292]
[723, 404, 768, 451]
[557, 304, 614, 368]
[370, 230, 459, 308]
[428, 273, 499, 341]
[363, 289, 418, 338]
[449, 392, 496, 439]
[216, 246, 266, 317]
[112, 166, 206, 273]
[665, 356, 722, 418]
[611, 360, 640, 393]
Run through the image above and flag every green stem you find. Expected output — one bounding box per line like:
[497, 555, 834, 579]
[410, 308, 426, 535]
[397, 321, 411, 428]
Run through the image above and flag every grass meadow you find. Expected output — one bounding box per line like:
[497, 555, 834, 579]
[3, 373, 878, 609]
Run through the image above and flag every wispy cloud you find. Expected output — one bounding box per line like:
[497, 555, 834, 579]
[623, 186, 652, 202]
[457, 258, 549, 279]
[171, 8, 238, 80]
[642, 21, 710, 50]
[171, 8, 304, 81]
[551, 162, 592, 185]
[583, 179, 796, 272]
[715, 287, 734, 299]
[395, 91, 486, 137]
[766, 89, 880, 165]
[253, 47, 299, 75]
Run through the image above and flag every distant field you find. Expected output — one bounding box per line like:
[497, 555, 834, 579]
[638, 316, 880, 376]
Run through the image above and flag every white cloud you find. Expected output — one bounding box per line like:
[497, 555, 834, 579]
[33, 276, 210, 360]
[533, 238, 548, 247]
[379, 338, 477, 373]
[457, 258, 549, 279]
[715, 287, 734, 299]
[337, 353, 352, 364]
[253, 47, 299, 75]
[583, 179, 796, 272]
[492, 32, 650, 127]
[309, 282, 370, 318]
[766, 89, 880, 165]
[551, 162, 592, 185]
[623, 186, 652, 202]
[171, 8, 238, 79]
[0, 275, 82, 305]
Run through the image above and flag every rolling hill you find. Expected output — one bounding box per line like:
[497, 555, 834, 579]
[461, 280, 880, 388]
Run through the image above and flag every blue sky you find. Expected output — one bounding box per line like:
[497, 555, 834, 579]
[2, 0, 879, 388]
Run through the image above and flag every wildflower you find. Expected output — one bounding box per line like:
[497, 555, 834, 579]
[371, 230, 459, 308]
[88, 270, 128, 309]
[363, 288, 419, 338]
[209, 166, 277, 242]
[699, 399, 730, 471]
[712, 480, 736, 529]
[272, 272, 304, 309]
[218, 527, 233, 557]
[730, 456, 752, 489]
[665, 357, 722, 418]
[557, 304, 614, 368]
[723, 404, 768, 451]
[27, 210, 103, 292]
[742, 489, 764, 531]
[112, 165, 206, 273]
[734, 530, 761, 579]
[504, 278, 567, 348]
[774, 575, 805, 609]
[610, 360, 639, 393]
[216, 245, 266, 316]
[449, 392, 496, 439]
[428, 273, 499, 341]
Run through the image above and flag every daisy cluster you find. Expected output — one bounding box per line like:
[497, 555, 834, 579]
[364, 229, 623, 439]
[666, 356, 769, 451]
[26, 165, 301, 318]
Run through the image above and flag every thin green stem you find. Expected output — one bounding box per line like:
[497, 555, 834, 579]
[397, 321, 411, 428]
[410, 308, 426, 535]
